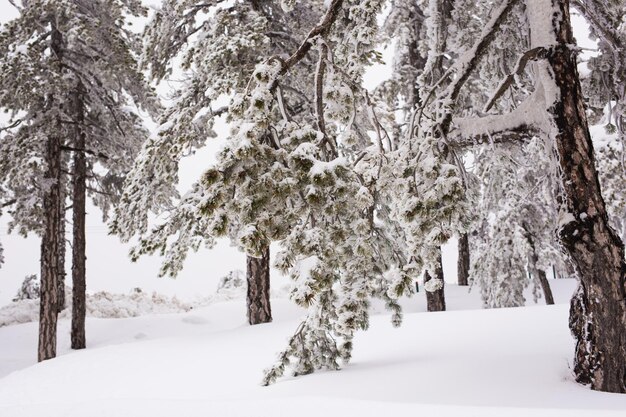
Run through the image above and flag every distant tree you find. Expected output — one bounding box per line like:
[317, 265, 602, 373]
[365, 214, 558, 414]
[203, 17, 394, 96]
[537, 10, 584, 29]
[0, 0, 155, 359]
[469, 139, 561, 308]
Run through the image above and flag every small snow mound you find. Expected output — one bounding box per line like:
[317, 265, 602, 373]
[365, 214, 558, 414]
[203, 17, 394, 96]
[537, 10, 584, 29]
[181, 315, 209, 325]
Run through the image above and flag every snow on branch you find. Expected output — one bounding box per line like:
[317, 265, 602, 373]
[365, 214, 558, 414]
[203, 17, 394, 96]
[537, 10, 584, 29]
[451, 92, 550, 142]
[271, 0, 343, 86]
[438, 0, 521, 132]
[483, 46, 548, 112]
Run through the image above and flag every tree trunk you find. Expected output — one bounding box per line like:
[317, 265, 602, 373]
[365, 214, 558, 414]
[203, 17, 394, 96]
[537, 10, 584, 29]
[38, 132, 62, 361]
[541, 0, 626, 393]
[57, 177, 66, 313]
[246, 246, 272, 325]
[536, 269, 555, 305]
[71, 83, 87, 350]
[38, 21, 64, 363]
[457, 233, 470, 286]
[425, 248, 446, 312]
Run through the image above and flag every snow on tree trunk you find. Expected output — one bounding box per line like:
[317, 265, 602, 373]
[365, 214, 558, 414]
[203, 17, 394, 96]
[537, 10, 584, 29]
[71, 84, 87, 350]
[530, 0, 626, 393]
[457, 233, 470, 286]
[246, 246, 272, 325]
[424, 248, 446, 312]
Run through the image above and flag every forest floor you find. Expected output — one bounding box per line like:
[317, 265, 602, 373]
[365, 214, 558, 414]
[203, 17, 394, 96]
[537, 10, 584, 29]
[1, 279, 625, 417]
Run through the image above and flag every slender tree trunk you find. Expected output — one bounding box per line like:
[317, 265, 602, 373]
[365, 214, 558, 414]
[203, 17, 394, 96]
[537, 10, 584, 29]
[457, 233, 470, 286]
[425, 248, 446, 311]
[71, 84, 87, 350]
[57, 178, 66, 313]
[539, 0, 626, 393]
[246, 246, 272, 325]
[522, 223, 555, 305]
[536, 269, 555, 305]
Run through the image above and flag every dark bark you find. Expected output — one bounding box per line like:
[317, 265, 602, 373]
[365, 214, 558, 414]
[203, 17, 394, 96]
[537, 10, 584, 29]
[38, 132, 62, 362]
[457, 234, 470, 286]
[71, 83, 87, 350]
[536, 269, 555, 305]
[425, 248, 446, 312]
[38, 20, 64, 362]
[246, 246, 272, 325]
[548, 0, 626, 393]
[57, 179, 66, 313]
[522, 223, 554, 305]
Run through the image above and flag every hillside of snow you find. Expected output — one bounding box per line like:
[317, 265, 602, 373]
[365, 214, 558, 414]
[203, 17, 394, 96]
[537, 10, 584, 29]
[1, 279, 625, 417]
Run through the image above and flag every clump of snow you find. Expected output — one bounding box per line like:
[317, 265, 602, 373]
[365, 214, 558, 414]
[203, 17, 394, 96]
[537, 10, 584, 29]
[424, 278, 444, 292]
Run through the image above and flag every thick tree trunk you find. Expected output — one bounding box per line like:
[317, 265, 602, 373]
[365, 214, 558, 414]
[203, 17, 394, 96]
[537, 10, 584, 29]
[246, 246, 272, 325]
[425, 248, 446, 312]
[71, 84, 87, 350]
[543, 0, 626, 393]
[38, 132, 62, 361]
[38, 22, 64, 363]
[457, 234, 470, 286]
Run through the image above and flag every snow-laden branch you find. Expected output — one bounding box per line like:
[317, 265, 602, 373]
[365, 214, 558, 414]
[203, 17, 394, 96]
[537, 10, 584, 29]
[272, 0, 344, 84]
[451, 91, 551, 144]
[438, 0, 521, 132]
[483, 47, 547, 112]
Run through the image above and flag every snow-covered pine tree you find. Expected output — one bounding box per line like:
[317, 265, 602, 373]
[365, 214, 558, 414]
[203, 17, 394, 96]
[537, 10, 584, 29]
[379, 0, 477, 312]
[431, 0, 625, 392]
[469, 139, 562, 307]
[115, 0, 413, 383]
[112, 0, 330, 325]
[0, 0, 156, 358]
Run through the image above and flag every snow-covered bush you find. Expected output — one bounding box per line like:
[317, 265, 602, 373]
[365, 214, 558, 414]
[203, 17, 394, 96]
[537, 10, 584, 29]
[0, 289, 192, 328]
[217, 270, 245, 293]
[12, 274, 40, 302]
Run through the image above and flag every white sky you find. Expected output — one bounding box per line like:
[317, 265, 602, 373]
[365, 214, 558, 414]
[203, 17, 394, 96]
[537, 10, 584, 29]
[0, 1, 594, 305]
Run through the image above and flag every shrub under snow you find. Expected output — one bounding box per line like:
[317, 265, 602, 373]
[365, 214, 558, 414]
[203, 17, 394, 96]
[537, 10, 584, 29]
[0, 288, 192, 328]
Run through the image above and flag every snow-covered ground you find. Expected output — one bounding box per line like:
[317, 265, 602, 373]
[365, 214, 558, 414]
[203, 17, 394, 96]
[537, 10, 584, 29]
[1, 279, 625, 417]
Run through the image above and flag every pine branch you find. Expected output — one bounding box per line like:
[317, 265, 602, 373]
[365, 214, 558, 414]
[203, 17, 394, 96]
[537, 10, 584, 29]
[484, 47, 547, 112]
[60, 145, 109, 160]
[270, 0, 344, 87]
[0, 119, 23, 132]
[448, 124, 539, 148]
[1, 199, 17, 209]
[439, 0, 521, 133]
